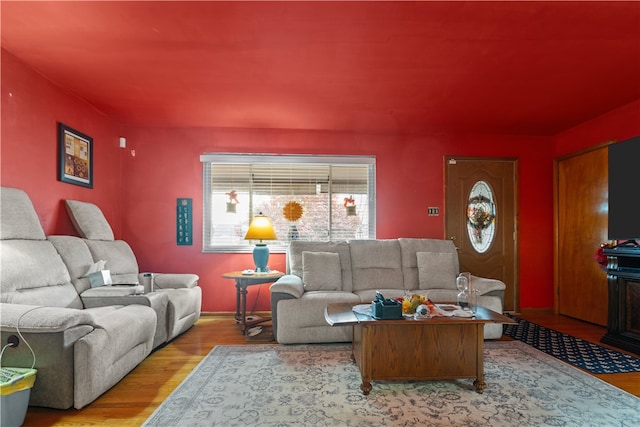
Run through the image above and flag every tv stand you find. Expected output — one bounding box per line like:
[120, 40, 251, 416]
[613, 239, 640, 248]
[602, 247, 640, 355]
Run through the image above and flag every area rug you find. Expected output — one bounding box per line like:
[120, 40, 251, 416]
[503, 313, 640, 374]
[143, 341, 639, 427]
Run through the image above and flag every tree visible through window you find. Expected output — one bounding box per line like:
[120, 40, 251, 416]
[201, 154, 376, 253]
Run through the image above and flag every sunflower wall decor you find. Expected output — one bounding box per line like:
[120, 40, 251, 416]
[283, 201, 303, 240]
[283, 201, 303, 222]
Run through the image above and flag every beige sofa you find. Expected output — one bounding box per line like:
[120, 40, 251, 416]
[58, 199, 202, 347]
[0, 187, 201, 409]
[270, 239, 506, 344]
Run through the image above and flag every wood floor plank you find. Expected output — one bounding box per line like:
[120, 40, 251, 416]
[21, 311, 640, 426]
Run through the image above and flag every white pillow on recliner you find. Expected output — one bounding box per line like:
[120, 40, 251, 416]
[302, 251, 342, 291]
[416, 251, 458, 290]
[65, 200, 115, 241]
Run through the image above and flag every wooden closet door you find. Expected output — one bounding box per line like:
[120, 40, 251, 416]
[556, 146, 609, 325]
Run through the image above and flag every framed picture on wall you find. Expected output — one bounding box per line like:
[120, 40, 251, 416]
[58, 123, 93, 188]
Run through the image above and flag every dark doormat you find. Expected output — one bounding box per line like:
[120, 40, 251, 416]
[246, 325, 275, 342]
[503, 313, 640, 374]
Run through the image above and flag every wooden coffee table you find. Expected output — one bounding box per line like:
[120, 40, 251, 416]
[324, 302, 516, 395]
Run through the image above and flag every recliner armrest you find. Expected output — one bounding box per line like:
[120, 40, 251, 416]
[81, 285, 144, 298]
[148, 273, 199, 289]
[270, 275, 304, 298]
[470, 275, 506, 295]
[0, 303, 96, 333]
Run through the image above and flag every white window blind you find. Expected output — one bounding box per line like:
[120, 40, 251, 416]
[201, 154, 376, 253]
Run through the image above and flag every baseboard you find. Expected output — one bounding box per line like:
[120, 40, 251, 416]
[201, 311, 272, 318]
[516, 308, 555, 315]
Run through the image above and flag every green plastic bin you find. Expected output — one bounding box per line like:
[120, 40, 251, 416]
[1, 367, 37, 427]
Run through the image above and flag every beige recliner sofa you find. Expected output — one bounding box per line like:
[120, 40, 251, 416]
[58, 199, 202, 347]
[0, 187, 201, 409]
[270, 239, 507, 344]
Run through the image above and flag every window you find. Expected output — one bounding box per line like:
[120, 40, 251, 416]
[201, 154, 376, 253]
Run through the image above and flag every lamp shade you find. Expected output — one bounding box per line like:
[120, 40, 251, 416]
[244, 213, 277, 272]
[244, 213, 277, 241]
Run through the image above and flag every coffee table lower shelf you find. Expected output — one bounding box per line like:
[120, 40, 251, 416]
[325, 302, 516, 395]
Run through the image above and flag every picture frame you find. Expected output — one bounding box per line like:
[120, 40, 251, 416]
[58, 123, 93, 188]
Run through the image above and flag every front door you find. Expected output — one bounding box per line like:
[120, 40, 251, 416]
[445, 157, 518, 312]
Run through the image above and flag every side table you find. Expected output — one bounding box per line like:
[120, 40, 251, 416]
[222, 271, 284, 334]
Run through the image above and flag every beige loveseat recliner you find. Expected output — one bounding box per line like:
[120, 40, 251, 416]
[270, 239, 507, 344]
[57, 199, 202, 347]
[0, 187, 202, 409]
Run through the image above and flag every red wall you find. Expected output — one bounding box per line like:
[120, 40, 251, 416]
[119, 127, 553, 312]
[4, 48, 636, 314]
[1, 50, 127, 235]
[554, 99, 640, 156]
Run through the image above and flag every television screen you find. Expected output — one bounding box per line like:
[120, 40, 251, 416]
[608, 136, 640, 241]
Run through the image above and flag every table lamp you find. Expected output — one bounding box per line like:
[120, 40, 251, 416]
[244, 212, 277, 272]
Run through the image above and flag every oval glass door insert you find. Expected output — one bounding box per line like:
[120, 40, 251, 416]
[466, 180, 496, 253]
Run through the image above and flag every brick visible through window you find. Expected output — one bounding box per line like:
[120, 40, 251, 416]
[201, 154, 376, 253]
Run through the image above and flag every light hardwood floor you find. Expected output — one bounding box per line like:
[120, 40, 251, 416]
[22, 311, 640, 426]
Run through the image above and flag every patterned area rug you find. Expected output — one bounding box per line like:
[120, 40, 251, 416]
[143, 341, 639, 427]
[503, 314, 640, 374]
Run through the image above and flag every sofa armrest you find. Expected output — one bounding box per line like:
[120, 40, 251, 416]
[81, 285, 144, 298]
[269, 275, 304, 298]
[80, 287, 168, 310]
[149, 273, 199, 289]
[0, 303, 95, 333]
[470, 275, 506, 295]
[269, 275, 303, 342]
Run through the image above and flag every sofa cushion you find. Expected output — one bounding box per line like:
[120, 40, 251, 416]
[398, 238, 460, 290]
[0, 187, 46, 240]
[65, 200, 115, 241]
[417, 251, 457, 290]
[288, 241, 353, 292]
[302, 251, 342, 291]
[154, 273, 199, 289]
[355, 289, 407, 303]
[0, 240, 83, 308]
[349, 239, 404, 292]
[48, 235, 95, 291]
[0, 303, 95, 333]
[84, 240, 139, 277]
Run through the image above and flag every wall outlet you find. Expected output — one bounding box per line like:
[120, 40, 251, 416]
[7, 335, 19, 348]
[428, 207, 439, 216]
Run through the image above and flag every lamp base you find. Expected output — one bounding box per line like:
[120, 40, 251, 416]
[253, 243, 270, 272]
